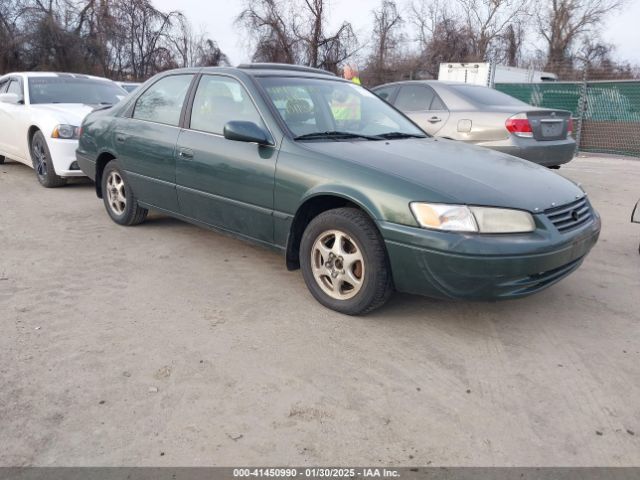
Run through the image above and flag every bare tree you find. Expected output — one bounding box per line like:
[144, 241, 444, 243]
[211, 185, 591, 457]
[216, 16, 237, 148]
[194, 39, 230, 67]
[537, 0, 623, 72]
[498, 23, 524, 66]
[410, 0, 447, 49]
[236, 0, 299, 64]
[456, 0, 530, 61]
[365, 0, 404, 84]
[113, 0, 184, 80]
[296, 0, 358, 71]
[410, 0, 475, 77]
[300, 0, 324, 68]
[0, 0, 24, 72]
[236, 0, 358, 73]
[0, 0, 229, 80]
[423, 17, 475, 77]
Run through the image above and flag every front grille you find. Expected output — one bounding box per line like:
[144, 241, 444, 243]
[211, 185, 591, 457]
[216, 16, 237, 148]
[545, 197, 592, 232]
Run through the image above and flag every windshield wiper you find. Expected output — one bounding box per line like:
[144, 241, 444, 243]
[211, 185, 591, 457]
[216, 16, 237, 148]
[294, 131, 382, 141]
[377, 132, 427, 139]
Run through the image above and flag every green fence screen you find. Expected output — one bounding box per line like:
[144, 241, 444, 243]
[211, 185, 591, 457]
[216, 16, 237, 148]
[495, 81, 640, 157]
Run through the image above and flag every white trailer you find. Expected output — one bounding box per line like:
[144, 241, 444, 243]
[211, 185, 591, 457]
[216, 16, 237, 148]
[438, 63, 557, 86]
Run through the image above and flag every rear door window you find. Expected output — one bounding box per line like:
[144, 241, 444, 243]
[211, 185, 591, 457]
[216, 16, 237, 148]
[133, 75, 194, 126]
[430, 94, 447, 111]
[189, 75, 264, 135]
[373, 86, 397, 102]
[395, 85, 435, 111]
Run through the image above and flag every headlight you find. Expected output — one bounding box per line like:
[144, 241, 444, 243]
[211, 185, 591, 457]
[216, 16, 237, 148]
[410, 203, 535, 233]
[469, 206, 536, 233]
[51, 124, 80, 139]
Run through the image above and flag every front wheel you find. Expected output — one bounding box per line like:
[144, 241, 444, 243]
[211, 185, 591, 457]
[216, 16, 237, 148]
[31, 131, 66, 188]
[300, 208, 393, 315]
[101, 160, 148, 226]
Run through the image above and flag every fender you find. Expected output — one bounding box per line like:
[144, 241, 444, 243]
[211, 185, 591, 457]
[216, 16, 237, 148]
[298, 183, 384, 222]
[283, 184, 387, 270]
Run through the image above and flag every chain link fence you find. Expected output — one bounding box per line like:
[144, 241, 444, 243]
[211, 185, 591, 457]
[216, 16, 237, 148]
[495, 80, 640, 157]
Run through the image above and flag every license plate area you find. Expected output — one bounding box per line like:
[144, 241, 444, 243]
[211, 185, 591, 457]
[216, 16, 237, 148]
[540, 121, 563, 138]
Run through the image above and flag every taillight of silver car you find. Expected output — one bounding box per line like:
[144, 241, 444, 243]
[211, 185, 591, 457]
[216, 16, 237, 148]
[505, 113, 533, 138]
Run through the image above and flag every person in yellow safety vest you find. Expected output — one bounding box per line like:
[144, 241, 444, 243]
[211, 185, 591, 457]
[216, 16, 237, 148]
[331, 65, 362, 125]
[343, 64, 361, 85]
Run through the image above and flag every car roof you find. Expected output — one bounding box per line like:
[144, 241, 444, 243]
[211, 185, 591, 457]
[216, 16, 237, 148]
[373, 79, 484, 89]
[154, 64, 347, 82]
[6, 72, 114, 82]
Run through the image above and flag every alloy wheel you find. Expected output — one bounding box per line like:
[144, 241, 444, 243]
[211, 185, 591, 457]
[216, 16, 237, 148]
[106, 171, 127, 215]
[32, 138, 48, 179]
[310, 229, 365, 300]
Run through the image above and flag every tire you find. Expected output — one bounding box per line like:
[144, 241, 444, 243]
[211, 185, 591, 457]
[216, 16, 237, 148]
[101, 160, 148, 226]
[0, 155, 5, 164]
[548, 165, 561, 169]
[30, 130, 66, 188]
[300, 207, 393, 315]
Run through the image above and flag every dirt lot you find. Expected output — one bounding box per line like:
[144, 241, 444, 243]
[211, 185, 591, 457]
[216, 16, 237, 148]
[0, 154, 639, 467]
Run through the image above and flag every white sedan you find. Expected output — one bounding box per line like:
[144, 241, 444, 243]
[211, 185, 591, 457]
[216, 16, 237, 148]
[0, 72, 126, 187]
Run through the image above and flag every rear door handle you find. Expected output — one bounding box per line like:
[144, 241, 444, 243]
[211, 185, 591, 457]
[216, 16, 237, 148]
[178, 148, 194, 159]
[428, 116, 442, 123]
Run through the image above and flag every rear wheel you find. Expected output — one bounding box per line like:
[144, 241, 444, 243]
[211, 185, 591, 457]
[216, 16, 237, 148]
[300, 207, 393, 315]
[101, 160, 148, 226]
[31, 131, 66, 188]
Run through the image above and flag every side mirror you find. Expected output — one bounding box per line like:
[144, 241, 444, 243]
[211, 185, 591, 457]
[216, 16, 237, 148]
[223, 121, 272, 146]
[632, 200, 640, 224]
[0, 93, 21, 104]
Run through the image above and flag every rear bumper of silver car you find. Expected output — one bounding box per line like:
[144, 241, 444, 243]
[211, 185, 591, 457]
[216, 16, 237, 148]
[476, 137, 577, 167]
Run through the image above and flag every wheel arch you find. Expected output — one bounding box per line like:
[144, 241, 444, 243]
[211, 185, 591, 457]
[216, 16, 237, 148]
[285, 189, 383, 270]
[95, 150, 118, 198]
[27, 125, 41, 155]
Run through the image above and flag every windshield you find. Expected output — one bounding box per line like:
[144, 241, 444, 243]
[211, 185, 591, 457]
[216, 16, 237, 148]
[257, 76, 426, 140]
[28, 77, 126, 105]
[450, 85, 528, 107]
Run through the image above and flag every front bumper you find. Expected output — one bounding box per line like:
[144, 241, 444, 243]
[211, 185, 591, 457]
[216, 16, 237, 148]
[477, 137, 576, 167]
[47, 138, 85, 177]
[381, 212, 601, 300]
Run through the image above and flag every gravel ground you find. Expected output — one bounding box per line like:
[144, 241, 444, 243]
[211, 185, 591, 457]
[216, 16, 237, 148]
[0, 154, 639, 467]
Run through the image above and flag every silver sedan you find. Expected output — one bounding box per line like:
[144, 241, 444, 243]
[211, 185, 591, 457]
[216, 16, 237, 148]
[372, 80, 576, 168]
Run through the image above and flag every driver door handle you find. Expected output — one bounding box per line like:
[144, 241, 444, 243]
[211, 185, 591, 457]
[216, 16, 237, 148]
[178, 148, 194, 159]
[428, 116, 442, 123]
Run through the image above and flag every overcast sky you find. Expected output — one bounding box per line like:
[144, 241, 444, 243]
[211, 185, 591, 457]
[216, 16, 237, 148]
[153, 0, 640, 67]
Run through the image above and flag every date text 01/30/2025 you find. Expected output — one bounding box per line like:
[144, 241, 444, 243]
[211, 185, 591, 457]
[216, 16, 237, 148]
[233, 468, 401, 478]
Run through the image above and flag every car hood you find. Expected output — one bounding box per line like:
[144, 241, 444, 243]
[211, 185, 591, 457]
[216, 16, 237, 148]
[301, 137, 584, 212]
[29, 104, 97, 126]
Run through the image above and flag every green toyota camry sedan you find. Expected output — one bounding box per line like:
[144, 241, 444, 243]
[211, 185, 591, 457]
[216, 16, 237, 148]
[76, 64, 601, 315]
